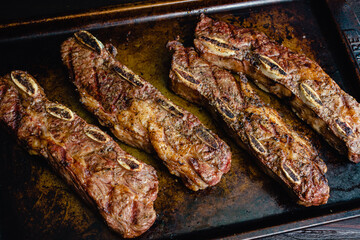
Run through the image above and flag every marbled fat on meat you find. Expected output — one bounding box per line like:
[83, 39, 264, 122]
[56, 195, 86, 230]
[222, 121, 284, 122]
[61, 31, 231, 191]
[167, 41, 329, 206]
[0, 71, 158, 238]
[194, 14, 360, 163]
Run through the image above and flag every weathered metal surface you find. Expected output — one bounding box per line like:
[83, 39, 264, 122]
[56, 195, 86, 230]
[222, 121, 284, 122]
[0, 0, 360, 239]
[326, 0, 360, 87]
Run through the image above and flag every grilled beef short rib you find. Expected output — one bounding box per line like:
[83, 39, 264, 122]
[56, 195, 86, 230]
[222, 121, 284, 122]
[61, 31, 231, 191]
[168, 41, 329, 206]
[194, 14, 360, 163]
[0, 70, 158, 238]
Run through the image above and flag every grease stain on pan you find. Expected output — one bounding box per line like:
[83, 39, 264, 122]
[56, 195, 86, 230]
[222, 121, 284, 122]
[6, 147, 96, 238]
[218, 9, 317, 61]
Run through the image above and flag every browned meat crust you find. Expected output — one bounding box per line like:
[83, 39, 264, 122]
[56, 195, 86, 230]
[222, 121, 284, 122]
[167, 41, 329, 206]
[61, 31, 231, 191]
[194, 14, 360, 163]
[0, 70, 158, 238]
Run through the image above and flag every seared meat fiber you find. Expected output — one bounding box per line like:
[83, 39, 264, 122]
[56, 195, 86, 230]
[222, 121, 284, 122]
[167, 41, 329, 206]
[0, 70, 158, 238]
[61, 31, 231, 191]
[194, 14, 360, 163]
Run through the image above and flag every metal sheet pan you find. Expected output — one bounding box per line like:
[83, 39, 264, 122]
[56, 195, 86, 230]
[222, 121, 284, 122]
[1, 0, 360, 239]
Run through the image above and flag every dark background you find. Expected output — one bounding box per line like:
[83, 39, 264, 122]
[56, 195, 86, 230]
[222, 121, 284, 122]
[0, 0, 147, 23]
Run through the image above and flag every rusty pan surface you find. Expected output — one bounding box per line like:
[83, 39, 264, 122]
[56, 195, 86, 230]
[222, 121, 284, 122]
[1, 0, 360, 239]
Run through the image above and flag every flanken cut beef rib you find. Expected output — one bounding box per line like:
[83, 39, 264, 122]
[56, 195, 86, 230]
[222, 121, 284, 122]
[0, 70, 158, 238]
[194, 14, 360, 163]
[168, 41, 329, 206]
[61, 31, 231, 191]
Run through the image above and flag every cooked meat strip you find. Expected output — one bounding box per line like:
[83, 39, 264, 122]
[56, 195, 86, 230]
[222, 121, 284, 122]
[167, 41, 329, 206]
[194, 14, 360, 163]
[0, 70, 158, 238]
[61, 31, 231, 191]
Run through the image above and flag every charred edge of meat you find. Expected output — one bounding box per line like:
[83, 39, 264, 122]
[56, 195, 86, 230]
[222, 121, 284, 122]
[281, 162, 301, 185]
[335, 118, 353, 138]
[173, 66, 200, 85]
[254, 54, 287, 79]
[10, 70, 38, 96]
[156, 98, 184, 117]
[215, 98, 235, 120]
[299, 82, 323, 108]
[113, 66, 144, 87]
[74, 30, 104, 54]
[117, 156, 143, 171]
[195, 125, 219, 149]
[46, 103, 75, 121]
[84, 126, 109, 143]
[248, 133, 267, 155]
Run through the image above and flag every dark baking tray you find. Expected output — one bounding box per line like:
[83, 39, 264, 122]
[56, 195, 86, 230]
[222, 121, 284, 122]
[1, 0, 360, 239]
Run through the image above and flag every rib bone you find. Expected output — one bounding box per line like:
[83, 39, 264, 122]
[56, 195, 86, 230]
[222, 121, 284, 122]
[10, 70, 38, 97]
